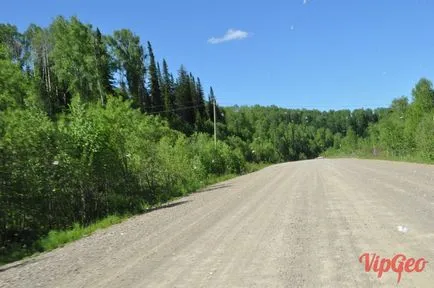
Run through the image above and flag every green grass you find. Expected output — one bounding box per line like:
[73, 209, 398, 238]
[245, 162, 270, 172]
[323, 148, 434, 165]
[0, 215, 126, 266]
[38, 215, 126, 251]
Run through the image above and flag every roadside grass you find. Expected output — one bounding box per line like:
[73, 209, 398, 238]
[38, 215, 126, 251]
[323, 149, 434, 165]
[0, 245, 33, 266]
[0, 162, 270, 267]
[0, 215, 127, 266]
[245, 162, 270, 172]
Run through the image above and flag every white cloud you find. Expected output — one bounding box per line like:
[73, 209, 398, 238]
[208, 29, 249, 44]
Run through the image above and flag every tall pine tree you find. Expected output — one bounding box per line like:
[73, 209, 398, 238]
[94, 28, 114, 104]
[196, 77, 207, 119]
[207, 86, 224, 123]
[175, 65, 195, 125]
[147, 41, 162, 113]
[161, 59, 176, 117]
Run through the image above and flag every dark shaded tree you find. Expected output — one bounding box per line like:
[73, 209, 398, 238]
[147, 41, 162, 113]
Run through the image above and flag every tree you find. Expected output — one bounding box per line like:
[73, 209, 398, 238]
[94, 28, 114, 104]
[147, 41, 162, 113]
[350, 109, 370, 137]
[109, 29, 149, 112]
[0, 44, 31, 110]
[412, 78, 434, 113]
[391, 96, 409, 115]
[0, 24, 25, 65]
[175, 65, 195, 125]
[161, 59, 176, 116]
[195, 77, 207, 119]
[156, 62, 162, 87]
[415, 112, 434, 160]
[24, 24, 61, 115]
[207, 87, 215, 121]
[405, 78, 434, 145]
[207, 87, 224, 123]
[50, 17, 103, 104]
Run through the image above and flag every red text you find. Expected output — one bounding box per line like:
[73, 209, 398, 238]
[359, 253, 428, 283]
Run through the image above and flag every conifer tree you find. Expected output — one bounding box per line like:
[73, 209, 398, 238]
[94, 28, 114, 103]
[147, 41, 162, 113]
[175, 65, 195, 125]
[161, 59, 176, 116]
[196, 77, 207, 119]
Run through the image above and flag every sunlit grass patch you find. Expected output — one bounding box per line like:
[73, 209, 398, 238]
[38, 215, 125, 251]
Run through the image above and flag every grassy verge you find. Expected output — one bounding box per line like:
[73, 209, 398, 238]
[245, 162, 270, 172]
[323, 149, 434, 165]
[0, 215, 127, 266]
[38, 215, 126, 251]
[0, 161, 270, 266]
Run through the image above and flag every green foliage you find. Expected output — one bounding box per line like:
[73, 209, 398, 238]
[109, 28, 149, 111]
[175, 66, 195, 126]
[0, 106, 56, 257]
[38, 215, 124, 252]
[323, 79, 433, 163]
[50, 17, 102, 103]
[161, 59, 176, 117]
[412, 78, 434, 113]
[0, 24, 25, 64]
[0, 45, 32, 110]
[415, 112, 434, 161]
[189, 133, 246, 176]
[147, 41, 162, 113]
[0, 98, 241, 264]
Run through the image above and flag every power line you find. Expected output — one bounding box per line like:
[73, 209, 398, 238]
[145, 100, 388, 115]
[145, 103, 207, 115]
[217, 102, 390, 110]
[145, 99, 202, 110]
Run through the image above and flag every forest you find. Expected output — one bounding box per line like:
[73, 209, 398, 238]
[0, 16, 433, 264]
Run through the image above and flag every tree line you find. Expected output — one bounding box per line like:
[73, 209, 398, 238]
[0, 17, 222, 134]
[219, 80, 432, 163]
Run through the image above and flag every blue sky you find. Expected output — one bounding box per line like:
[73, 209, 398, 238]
[2, 0, 434, 110]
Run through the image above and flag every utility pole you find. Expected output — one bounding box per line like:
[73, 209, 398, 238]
[213, 97, 217, 148]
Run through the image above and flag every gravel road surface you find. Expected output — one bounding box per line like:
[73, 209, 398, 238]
[1, 159, 433, 287]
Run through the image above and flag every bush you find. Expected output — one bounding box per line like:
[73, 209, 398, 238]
[416, 112, 434, 161]
[189, 133, 246, 176]
[0, 106, 56, 251]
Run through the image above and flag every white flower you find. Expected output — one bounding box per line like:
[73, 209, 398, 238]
[52, 160, 59, 165]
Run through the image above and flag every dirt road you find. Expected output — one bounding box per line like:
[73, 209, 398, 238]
[1, 159, 433, 287]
